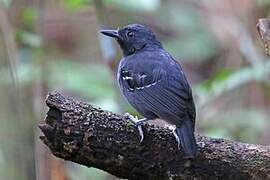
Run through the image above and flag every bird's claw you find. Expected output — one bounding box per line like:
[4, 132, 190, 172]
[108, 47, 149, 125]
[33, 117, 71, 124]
[124, 113, 145, 143]
[165, 125, 181, 150]
[137, 125, 144, 143]
[173, 128, 181, 150]
[125, 113, 139, 124]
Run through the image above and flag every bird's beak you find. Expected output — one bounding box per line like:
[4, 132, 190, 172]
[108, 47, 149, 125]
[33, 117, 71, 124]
[100, 29, 120, 39]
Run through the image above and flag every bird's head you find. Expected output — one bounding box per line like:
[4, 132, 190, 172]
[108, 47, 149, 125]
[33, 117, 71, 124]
[100, 24, 162, 56]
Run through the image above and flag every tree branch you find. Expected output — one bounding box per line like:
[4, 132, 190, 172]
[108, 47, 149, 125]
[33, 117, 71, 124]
[257, 18, 270, 56]
[39, 92, 270, 180]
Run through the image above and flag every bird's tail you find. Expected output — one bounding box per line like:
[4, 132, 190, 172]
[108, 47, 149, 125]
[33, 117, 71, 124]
[176, 119, 197, 157]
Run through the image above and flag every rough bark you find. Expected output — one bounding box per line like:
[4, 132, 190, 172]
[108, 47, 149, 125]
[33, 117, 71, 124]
[39, 92, 270, 180]
[257, 18, 270, 56]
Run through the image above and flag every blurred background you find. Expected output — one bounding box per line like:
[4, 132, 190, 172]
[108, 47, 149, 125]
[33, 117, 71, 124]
[0, 0, 270, 179]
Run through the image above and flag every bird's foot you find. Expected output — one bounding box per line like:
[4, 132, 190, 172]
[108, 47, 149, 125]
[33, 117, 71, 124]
[124, 113, 147, 143]
[173, 128, 181, 150]
[164, 125, 181, 150]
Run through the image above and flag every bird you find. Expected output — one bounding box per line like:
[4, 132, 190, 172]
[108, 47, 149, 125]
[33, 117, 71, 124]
[100, 24, 197, 157]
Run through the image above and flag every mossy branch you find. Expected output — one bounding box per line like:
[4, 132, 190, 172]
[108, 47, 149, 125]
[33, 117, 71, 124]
[39, 92, 270, 180]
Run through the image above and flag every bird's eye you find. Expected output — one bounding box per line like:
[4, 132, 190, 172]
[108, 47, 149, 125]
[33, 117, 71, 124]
[127, 31, 134, 38]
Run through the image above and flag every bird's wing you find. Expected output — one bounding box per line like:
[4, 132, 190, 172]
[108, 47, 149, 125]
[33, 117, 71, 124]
[164, 66, 196, 123]
[119, 59, 195, 125]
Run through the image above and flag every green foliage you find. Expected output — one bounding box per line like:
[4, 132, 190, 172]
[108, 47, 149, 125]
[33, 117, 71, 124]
[160, 4, 218, 62]
[256, 0, 270, 6]
[16, 7, 40, 48]
[16, 31, 41, 47]
[47, 60, 115, 100]
[195, 61, 270, 142]
[195, 61, 270, 106]
[22, 7, 38, 27]
[163, 34, 217, 62]
[61, 0, 91, 10]
[0, 57, 119, 113]
[1, 0, 12, 8]
[0, 59, 115, 100]
[202, 109, 266, 143]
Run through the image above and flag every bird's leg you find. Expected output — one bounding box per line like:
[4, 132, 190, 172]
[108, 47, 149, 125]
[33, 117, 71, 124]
[125, 113, 148, 143]
[173, 128, 181, 150]
[166, 125, 181, 150]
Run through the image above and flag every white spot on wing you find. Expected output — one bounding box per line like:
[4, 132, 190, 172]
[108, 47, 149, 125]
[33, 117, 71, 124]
[122, 76, 133, 80]
[135, 81, 158, 90]
[140, 74, 147, 78]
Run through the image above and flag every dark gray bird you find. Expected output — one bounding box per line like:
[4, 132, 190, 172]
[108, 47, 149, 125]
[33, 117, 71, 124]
[100, 24, 197, 157]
